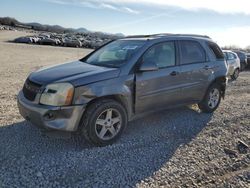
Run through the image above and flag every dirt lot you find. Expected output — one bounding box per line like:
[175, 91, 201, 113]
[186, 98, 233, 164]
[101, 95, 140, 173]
[0, 31, 249, 187]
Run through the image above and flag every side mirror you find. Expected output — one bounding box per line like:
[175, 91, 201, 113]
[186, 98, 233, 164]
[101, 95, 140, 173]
[139, 61, 158, 72]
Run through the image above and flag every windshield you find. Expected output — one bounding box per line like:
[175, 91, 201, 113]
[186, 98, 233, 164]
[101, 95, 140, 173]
[84, 40, 146, 67]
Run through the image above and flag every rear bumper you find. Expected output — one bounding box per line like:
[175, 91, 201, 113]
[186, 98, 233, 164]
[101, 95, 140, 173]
[227, 65, 240, 76]
[17, 91, 86, 131]
[227, 66, 234, 76]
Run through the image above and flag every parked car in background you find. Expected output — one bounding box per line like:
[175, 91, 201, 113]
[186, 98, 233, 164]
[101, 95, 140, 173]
[39, 37, 60, 46]
[30, 36, 40, 43]
[233, 50, 248, 71]
[223, 50, 240, 80]
[246, 53, 250, 68]
[17, 34, 228, 146]
[62, 38, 82, 48]
[14, 36, 33, 44]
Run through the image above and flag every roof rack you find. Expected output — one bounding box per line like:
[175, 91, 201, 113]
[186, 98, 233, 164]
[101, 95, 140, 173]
[165, 34, 211, 39]
[125, 35, 153, 38]
[125, 33, 211, 39]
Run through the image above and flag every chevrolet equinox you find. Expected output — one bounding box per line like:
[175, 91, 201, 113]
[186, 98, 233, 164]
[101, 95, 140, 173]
[18, 34, 228, 146]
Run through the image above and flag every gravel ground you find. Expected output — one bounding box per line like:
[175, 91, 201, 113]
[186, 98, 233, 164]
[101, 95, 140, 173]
[0, 31, 249, 188]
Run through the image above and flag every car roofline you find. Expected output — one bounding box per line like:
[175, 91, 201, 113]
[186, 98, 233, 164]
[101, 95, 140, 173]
[124, 33, 211, 40]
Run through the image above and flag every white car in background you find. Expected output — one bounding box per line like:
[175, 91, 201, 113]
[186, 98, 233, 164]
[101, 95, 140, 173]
[223, 50, 241, 80]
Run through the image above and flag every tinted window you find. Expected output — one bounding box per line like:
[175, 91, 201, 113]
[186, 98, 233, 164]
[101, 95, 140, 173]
[142, 42, 176, 68]
[208, 42, 224, 59]
[234, 51, 246, 59]
[179, 41, 206, 65]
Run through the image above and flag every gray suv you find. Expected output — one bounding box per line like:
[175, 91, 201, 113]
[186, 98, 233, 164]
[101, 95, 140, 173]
[18, 34, 228, 146]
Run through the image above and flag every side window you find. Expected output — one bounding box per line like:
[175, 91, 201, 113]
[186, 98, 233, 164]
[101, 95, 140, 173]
[228, 52, 235, 60]
[142, 42, 176, 68]
[179, 41, 206, 65]
[232, 53, 237, 59]
[208, 42, 224, 60]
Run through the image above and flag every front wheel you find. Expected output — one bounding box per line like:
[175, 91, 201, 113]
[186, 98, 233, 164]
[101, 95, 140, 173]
[81, 99, 127, 146]
[198, 84, 222, 113]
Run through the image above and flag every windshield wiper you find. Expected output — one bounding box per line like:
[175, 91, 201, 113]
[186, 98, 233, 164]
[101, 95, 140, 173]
[90, 63, 119, 68]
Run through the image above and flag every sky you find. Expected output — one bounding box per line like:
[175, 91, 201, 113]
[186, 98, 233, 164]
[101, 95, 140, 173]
[1, 0, 250, 48]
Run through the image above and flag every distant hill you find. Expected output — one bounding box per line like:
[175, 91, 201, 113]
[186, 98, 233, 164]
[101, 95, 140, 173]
[0, 17, 123, 37]
[115, 33, 125, 37]
[25, 22, 75, 33]
[75, 27, 88, 33]
[0, 17, 20, 26]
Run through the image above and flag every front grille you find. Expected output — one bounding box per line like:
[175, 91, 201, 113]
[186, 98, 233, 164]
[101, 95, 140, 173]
[23, 79, 42, 101]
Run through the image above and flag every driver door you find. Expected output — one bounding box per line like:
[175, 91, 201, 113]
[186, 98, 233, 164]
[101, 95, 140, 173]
[135, 41, 182, 113]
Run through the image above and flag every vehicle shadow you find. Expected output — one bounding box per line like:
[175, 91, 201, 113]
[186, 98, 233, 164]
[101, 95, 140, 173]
[0, 106, 213, 187]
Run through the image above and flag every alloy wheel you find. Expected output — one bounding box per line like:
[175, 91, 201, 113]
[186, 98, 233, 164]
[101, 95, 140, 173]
[95, 108, 122, 140]
[208, 88, 220, 109]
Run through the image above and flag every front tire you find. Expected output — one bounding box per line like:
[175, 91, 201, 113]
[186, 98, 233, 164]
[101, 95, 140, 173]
[81, 99, 127, 146]
[198, 84, 222, 113]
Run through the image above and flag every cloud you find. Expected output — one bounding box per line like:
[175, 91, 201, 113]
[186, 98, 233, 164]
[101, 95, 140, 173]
[101, 11, 176, 31]
[62, 0, 250, 15]
[122, 7, 140, 14]
[48, 0, 68, 5]
[100, 3, 118, 10]
[212, 26, 250, 48]
[44, 0, 140, 14]
[45, 0, 250, 15]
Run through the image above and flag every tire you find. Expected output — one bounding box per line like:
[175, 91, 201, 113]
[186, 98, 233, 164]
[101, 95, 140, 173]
[231, 68, 239, 80]
[80, 99, 127, 146]
[198, 83, 222, 113]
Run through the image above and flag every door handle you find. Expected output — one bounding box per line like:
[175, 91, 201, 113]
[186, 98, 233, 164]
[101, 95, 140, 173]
[204, 65, 212, 70]
[170, 71, 179, 76]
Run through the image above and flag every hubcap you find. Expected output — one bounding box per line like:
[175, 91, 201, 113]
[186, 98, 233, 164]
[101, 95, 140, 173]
[95, 108, 122, 140]
[208, 88, 220, 109]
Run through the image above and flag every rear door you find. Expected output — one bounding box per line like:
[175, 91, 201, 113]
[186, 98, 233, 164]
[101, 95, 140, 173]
[177, 40, 211, 102]
[135, 41, 182, 113]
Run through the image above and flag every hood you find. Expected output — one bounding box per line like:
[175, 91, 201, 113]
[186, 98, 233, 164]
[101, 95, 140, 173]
[29, 61, 120, 87]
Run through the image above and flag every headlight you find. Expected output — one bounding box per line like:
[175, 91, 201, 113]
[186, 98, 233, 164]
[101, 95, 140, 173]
[40, 83, 74, 106]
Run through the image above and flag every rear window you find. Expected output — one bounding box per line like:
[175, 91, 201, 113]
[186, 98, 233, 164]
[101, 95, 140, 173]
[227, 52, 235, 60]
[208, 42, 224, 59]
[235, 51, 246, 59]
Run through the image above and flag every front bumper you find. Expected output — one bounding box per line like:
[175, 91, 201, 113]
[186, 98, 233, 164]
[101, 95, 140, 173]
[17, 91, 86, 131]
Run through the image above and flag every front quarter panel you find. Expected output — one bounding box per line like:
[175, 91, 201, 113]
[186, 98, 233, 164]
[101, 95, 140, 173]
[73, 75, 134, 119]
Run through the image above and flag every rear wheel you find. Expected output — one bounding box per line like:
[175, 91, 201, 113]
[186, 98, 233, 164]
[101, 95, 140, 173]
[198, 84, 222, 113]
[81, 99, 127, 146]
[231, 68, 239, 80]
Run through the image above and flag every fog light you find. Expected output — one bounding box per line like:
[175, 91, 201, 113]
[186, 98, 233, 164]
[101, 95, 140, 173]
[44, 112, 55, 120]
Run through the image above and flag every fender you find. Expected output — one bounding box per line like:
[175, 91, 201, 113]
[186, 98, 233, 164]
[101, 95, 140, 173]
[204, 76, 227, 99]
[73, 75, 135, 120]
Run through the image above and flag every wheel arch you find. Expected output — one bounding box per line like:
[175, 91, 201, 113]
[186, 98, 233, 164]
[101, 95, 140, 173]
[85, 94, 130, 117]
[78, 94, 131, 132]
[206, 76, 227, 99]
